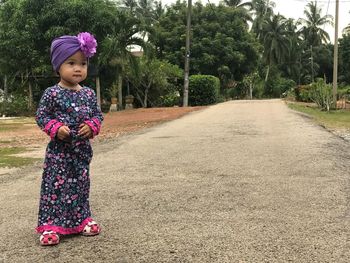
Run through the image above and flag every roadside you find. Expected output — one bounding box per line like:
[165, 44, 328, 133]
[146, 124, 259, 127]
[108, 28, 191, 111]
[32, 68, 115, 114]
[0, 106, 204, 174]
[285, 100, 350, 141]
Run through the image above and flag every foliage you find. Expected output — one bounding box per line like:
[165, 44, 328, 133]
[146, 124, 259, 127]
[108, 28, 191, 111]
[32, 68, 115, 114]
[0, 93, 33, 116]
[152, 2, 260, 88]
[309, 79, 333, 111]
[125, 57, 183, 108]
[188, 75, 220, 106]
[295, 85, 312, 102]
[299, 1, 333, 47]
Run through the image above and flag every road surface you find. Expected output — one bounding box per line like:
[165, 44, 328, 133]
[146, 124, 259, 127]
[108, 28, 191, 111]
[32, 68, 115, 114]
[0, 99, 349, 262]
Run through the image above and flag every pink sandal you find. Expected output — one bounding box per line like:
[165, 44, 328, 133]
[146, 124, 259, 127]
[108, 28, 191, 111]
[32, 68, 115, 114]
[81, 220, 101, 236]
[40, 230, 60, 246]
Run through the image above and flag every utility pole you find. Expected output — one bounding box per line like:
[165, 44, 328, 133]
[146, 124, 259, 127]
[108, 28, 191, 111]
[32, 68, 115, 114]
[311, 45, 314, 82]
[183, 0, 192, 107]
[333, 0, 339, 109]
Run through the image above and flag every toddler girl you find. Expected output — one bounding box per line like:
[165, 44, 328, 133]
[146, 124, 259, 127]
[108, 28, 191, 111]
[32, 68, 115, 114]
[35, 32, 103, 246]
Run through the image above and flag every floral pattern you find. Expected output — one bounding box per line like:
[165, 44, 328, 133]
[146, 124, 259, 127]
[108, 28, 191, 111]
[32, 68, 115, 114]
[35, 84, 103, 234]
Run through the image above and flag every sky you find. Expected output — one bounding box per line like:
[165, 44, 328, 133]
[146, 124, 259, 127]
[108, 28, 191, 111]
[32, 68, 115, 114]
[161, 0, 350, 43]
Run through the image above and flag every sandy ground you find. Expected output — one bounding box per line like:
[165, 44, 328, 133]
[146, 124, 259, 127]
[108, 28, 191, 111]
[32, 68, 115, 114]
[0, 107, 204, 174]
[0, 99, 349, 262]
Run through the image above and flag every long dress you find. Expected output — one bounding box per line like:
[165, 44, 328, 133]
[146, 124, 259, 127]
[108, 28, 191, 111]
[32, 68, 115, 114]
[35, 84, 103, 235]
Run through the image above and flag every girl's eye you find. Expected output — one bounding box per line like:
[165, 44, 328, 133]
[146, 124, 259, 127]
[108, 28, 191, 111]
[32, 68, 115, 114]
[82, 62, 87, 66]
[68, 62, 74, 65]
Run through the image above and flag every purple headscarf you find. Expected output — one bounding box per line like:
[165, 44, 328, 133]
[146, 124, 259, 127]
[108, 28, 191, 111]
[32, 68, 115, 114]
[50, 32, 97, 72]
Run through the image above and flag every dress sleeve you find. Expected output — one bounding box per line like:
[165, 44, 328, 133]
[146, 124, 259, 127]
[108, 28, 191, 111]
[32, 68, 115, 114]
[35, 88, 64, 140]
[84, 89, 104, 138]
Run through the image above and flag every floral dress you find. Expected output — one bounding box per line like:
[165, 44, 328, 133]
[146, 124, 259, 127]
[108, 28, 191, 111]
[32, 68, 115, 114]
[35, 84, 103, 235]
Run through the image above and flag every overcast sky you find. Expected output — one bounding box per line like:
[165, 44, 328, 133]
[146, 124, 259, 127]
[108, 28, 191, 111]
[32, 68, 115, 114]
[161, 0, 350, 42]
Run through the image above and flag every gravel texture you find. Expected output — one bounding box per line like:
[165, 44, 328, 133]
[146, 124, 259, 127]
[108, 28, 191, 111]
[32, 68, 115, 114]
[0, 99, 349, 262]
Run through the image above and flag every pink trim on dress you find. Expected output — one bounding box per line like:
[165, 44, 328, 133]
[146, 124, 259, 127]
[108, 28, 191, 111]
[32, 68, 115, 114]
[36, 217, 93, 235]
[91, 118, 101, 131]
[50, 122, 64, 140]
[43, 119, 58, 134]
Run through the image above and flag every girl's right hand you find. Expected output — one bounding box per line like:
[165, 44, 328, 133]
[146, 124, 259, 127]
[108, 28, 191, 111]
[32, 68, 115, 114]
[57, 126, 71, 141]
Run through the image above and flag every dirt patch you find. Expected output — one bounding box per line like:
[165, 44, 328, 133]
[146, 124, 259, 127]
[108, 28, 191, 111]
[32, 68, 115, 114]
[0, 106, 205, 171]
[98, 107, 204, 140]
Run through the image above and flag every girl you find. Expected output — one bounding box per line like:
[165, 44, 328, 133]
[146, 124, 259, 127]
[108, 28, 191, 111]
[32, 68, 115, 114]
[35, 32, 103, 246]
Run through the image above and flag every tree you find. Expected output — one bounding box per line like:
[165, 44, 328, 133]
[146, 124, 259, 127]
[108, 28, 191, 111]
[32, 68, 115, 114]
[262, 14, 290, 81]
[251, 0, 275, 41]
[0, 0, 118, 111]
[98, 9, 146, 109]
[152, 2, 260, 89]
[300, 1, 333, 47]
[125, 58, 182, 107]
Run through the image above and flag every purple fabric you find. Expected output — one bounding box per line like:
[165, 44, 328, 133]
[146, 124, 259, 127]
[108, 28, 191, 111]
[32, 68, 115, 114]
[51, 36, 81, 72]
[50, 32, 97, 72]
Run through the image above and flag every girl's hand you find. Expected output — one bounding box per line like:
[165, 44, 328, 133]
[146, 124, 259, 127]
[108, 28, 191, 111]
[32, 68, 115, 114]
[57, 126, 71, 141]
[78, 123, 93, 139]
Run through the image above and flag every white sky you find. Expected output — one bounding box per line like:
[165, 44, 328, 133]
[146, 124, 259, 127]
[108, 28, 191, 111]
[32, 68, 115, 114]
[161, 0, 350, 43]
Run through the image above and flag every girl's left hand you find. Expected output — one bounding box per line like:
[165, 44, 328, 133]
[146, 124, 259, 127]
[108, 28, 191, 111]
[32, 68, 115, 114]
[78, 123, 93, 139]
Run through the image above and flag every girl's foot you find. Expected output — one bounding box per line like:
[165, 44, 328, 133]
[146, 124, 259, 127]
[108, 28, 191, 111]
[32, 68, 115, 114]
[40, 230, 60, 246]
[81, 220, 101, 236]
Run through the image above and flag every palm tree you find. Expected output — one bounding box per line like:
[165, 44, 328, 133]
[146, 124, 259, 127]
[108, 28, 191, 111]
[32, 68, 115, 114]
[251, 0, 275, 41]
[281, 18, 304, 83]
[300, 1, 333, 47]
[222, 0, 252, 9]
[222, 0, 253, 25]
[262, 14, 290, 81]
[342, 23, 350, 36]
[99, 10, 146, 110]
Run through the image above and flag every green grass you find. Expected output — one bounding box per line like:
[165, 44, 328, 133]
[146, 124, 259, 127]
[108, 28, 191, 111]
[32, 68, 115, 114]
[287, 103, 350, 130]
[0, 147, 40, 168]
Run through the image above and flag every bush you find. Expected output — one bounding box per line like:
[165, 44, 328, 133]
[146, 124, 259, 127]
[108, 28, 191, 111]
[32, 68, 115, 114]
[0, 94, 33, 116]
[309, 79, 333, 111]
[158, 91, 181, 107]
[295, 85, 313, 102]
[265, 77, 296, 98]
[189, 75, 220, 106]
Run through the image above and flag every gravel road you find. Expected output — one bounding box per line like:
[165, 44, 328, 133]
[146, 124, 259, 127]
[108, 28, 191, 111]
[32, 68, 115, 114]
[0, 99, 349, 262]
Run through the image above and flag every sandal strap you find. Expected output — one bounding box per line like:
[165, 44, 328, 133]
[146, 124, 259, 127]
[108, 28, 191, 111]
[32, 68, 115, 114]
[40, 231, 59, 245]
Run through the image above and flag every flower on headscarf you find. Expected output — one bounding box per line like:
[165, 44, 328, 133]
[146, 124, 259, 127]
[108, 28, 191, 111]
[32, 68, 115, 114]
[77, 32, 97, 58]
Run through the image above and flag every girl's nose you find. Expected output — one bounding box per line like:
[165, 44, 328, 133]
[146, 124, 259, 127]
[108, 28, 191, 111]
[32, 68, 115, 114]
[74, 65, 82, 71]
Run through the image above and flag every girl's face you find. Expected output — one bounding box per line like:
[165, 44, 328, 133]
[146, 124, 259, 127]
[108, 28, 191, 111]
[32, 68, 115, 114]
[58, 51, 88, 88]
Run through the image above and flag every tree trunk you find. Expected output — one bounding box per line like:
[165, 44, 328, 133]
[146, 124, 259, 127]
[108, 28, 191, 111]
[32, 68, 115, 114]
[143, 87, 149, 108]
[265, 65, 270, 82]
[4, 75, 8, 100]
[118, 74, 123, 110]
[249, 83, 253, 100]
[28, 81, 33, 110]
[136, 92, 145, 108]
[96, 75, 101, 107]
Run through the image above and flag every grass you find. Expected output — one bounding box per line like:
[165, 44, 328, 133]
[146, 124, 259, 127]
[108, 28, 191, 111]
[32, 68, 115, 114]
[0, 147, 40, 168]
[287, 102, 350, 130]
[0, 117, 36, 133]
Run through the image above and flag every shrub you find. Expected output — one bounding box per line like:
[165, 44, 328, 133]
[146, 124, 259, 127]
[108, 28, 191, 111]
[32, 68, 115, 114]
[189, 75, 220, 106]
[159, 91, 181, 107]
[295, 85, 313, 102]
[265, 77, 296, 98]
[0, 94, 33, 116]
[309, 79, 333, 111]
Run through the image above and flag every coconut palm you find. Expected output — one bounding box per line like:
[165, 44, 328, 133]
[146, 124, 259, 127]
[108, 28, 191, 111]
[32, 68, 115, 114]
[99, 10, 146, 110]
[262, 14, 290, 81]
[250, 0, 275, 41]
[221, 0, 253, 24]
[222, 0, 252, 9]
[300, 1, 333, 47]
